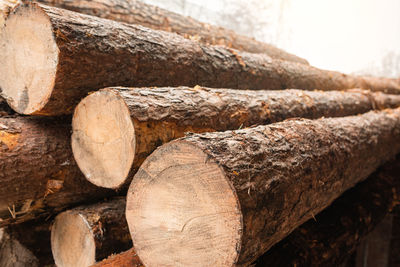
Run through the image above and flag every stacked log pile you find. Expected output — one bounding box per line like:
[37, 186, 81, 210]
[0, 1, 400, 266]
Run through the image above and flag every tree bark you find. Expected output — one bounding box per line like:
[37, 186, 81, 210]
[126, 108, 400, 267]
[254, 155, 400, 267]
[91, 248, 143, 267]
[0, 115, 114, 227]
[1, 3, 400, 115]
[72, 87, 400, 188]
[51, 197, 132, 267]
[34, 0, 309, 65]
[1, 0, 308, 64]
[0, 228, 39, 267]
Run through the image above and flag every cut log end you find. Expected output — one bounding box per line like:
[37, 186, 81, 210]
[51, 211, 96, 267]
[72, 89, 135, 188]
[0, 3, 58, 114]
[126, 141, 242, 267]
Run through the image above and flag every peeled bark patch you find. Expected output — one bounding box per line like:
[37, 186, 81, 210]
[72, 87, 400, 188]
[1, 3, 400, 115]
[51, 198, 131, 267]
[126, 108, 400, 266]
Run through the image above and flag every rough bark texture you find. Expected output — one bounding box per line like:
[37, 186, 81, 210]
[3, 3, 400, 115]
[114, 87, 400, 172]
[128, 108, 400, 266]
[91, 248, 143, 267]
[52, 198, 132, 264]
[254, 155, 400, 267]
[6, 218, 54, 266]
[0, 228, 39, 267]
[35, 0, 308, 64]
[0, 115, 114, 227]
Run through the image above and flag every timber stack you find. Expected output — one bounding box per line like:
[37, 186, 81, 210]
[0, 1, 399, 266]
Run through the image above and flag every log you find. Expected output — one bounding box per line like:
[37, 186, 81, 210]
[1, 3, 400, 115]
[0, 115, 114, 227]
[34, 0, 309, 64]
[89, 156, 400, 267]
[0, 0, 308, 64]
[51, 198, 132, 267]
[0, 228, 39, 267]
[254, 155, 400, 267]
[126, 108, 400, 267]
[91, 248, 143, 267]
[72, 87, 400, 188]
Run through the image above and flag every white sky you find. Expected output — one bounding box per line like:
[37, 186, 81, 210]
[283, 0, 400, 73]
[143, 0, 400, 75]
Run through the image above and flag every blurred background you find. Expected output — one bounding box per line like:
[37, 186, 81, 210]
[142, 0, 400, 78]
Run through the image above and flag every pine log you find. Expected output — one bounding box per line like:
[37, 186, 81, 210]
[0, 0, 308, 64]
[35, 0, 309, 65]
[91, 248, 143, 267]
[72, 87, 400, 188]
[0, 115, 114, 227]
[88, 156, 400, 267]
[0, 228, 39, 267]
[126, 108, 400, 267]
[51, 198, 132, 267]
[1, 3, 400, 115]
[254, 155, 400, 267]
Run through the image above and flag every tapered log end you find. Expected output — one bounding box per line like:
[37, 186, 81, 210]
[126, 141, 242, 267]
[51, 211, 96, 267]
[0, 3, 58, 114]
[72, 89, 135, 189]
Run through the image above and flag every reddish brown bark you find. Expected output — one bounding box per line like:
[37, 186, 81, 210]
[0, 115, 114, 227]
[119, 87, 400, 170]
[91, 249, 143, 267]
